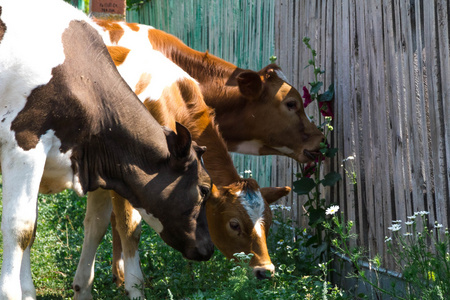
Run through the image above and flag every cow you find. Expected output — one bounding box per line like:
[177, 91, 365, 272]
[0, 1, 213, 299]
[94, 19, 325, 163]
[72, 32, 292, 298]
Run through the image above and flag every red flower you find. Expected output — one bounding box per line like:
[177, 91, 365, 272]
[302, 162, 317, 178]
[302, 86, 313, 108]
[315, 153, 326, 163]
[319, 101, 334, 119]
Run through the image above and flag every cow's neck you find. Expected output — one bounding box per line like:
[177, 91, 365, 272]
[167, 101, 241, 187]
[151, 39, 252, 151]
[81, 104, 167, 203]
[149, 30, 248, 126]
[194, 121, 241, 187]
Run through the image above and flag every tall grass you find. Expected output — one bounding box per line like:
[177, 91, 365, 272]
[0, 187, 348, 299]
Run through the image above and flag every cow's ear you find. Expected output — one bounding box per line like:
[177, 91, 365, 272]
[236, 71, 263, 99]
[164, 122, 192, 160]
[207, 185, 221, 204]
[206, 185, 222, 217]
[260, 186, 291, 204]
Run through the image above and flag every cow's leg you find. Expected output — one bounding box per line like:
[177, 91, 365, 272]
[0, 147, 46, 299]
[20, 219, 37, 300]
[111, 212, 125, 287]
[73, 189, 112, 300]
[110, 192, 144, 299]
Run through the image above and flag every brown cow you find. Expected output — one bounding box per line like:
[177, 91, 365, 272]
[93, 19, 324, 162]
[72, 26, 291, 298]
[0, 2, 213, 299]
[144, 26, 325, 162]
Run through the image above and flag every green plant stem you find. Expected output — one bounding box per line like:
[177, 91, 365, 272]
[331, 216, 404, 299]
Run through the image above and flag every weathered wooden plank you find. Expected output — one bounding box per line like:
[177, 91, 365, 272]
[354, 0, 378, 258]
[423, 0, 442, 228]
[435, 0, 450, 229]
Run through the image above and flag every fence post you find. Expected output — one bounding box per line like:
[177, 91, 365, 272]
[90, 0, 126, 20]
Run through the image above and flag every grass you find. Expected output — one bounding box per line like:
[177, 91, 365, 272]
[0, 188, 348, 299]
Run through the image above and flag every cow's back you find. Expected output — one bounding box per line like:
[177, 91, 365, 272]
[0, 1, 91, 194]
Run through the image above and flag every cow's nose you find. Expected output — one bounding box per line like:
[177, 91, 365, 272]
[253, 264, 275, 279]
[183, 243, 214, 261]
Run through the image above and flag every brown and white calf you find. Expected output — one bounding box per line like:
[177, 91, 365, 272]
[0, 2, 213, 299]
[73, 23, 291, 298]
[96, 20, 324, 162]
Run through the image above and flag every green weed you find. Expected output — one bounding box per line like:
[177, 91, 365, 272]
[0, 188, 348, 299]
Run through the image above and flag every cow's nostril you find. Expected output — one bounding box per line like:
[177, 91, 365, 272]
[255, 269, 267, 279]
[255, 269, 271, 280]
[253, 267, 273, 280]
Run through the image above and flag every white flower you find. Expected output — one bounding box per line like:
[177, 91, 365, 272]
[405, 221, 414, 226]
[388, 224, 401, 232]
[407, 215, 416, 220]
[342, 155, 355, 162]
[270, 204, 291, 212]
[392, 220, 402, 224]
[404, 233, 412, 236]
[385, 237, 392, 243]
[325, 205, 340, 215]
[434, 224, 443, 229]
[415, 211, 430, 216]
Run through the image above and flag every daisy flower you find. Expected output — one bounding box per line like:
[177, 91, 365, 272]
[415, 211, 429, 216]
[326, 205, 339, 215]
[388, 224, 401, 232]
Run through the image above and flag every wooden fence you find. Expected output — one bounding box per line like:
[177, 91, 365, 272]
[126, 0, 450, 271]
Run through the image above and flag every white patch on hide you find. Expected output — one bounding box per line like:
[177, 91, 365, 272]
[137, 209, 164, 234]
[238, 189, 265, 237]
[97, 23, 195, 104]
[234, 140, 264, 156]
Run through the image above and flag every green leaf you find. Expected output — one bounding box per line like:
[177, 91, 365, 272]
[318, 83, 334, 102]
[328, 83, 334, 92]
[318, 90, 333, 102]
[309, 81, 323, 94]
[293, 177, 316, 195]
[327, 147, 338, 158]
[304, 235, 319, 247]
[321, 172, 342, 186]
[308, 207, 326, 227]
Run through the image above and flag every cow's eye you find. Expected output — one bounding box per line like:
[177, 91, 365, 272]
[285, 100, 297, 111]
[229, 220, 241, 232]
[199, 185, 210, 198]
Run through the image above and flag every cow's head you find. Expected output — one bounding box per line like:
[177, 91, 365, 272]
[206, 178, 291, 278]
[131, 123, 214, 261]
[223, 64, 324, 163]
